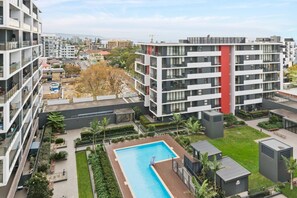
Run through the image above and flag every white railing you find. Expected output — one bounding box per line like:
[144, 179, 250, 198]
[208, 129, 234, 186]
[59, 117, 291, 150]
[23, 23, 31, 31]
[22, 4, 30, 15]
[9, 0, 19, 6]
[33, 26, 38, 32]
[32, 13, 37, 19]
[9, 18, 20, 28]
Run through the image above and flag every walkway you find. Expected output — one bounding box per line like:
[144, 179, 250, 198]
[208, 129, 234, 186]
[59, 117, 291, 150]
[245, 118, 297, 158]
[52, 129, 81, 198]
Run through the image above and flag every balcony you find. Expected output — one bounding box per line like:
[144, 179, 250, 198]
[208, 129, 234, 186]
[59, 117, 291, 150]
[23, 73, 31, 84]
[22, 41, 30, 47]
[10, 0, 19, 6]
[0, 84, 19, 103]
[0, 125, 19, 156]
[32, 12, 37, 19]
[10, 62, 20, 73]
[0, 42, 19, 50]
[23, 23, 31, 31]
[33, 27, 38, 32]
[22, 4, 30, 15]
[9, 18, 20, 28]
[10, 102, 20, 120]
[22, 57, 31, 66]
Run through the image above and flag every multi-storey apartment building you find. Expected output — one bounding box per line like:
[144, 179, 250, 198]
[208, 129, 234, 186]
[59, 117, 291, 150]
[135, 37, 282, 120]
[283, 38, 296, 68]
[107, 40, 132, 50]
[0, 0, 43, 197]
[42, 34, 76, 59]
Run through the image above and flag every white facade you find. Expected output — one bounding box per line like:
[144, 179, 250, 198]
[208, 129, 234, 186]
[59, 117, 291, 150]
[135, 37, 282, 119]
[282, 38, 296, 68]
[0, 0, 43, 195]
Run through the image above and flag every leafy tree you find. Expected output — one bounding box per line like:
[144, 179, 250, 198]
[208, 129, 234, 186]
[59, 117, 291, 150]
[209, 156, 223, 190]
[132, 106, 143, 120]
[171, 113, 184, 136]
[100, 117, 109, 142]
[282, 156, 297, 190]
[198, 152, 210, 180]
[46, 112, 65, 133]
[185, 117, 202, 134]
[192, 178, 217, 198]
[88, 119, 102, 150]
[286, 64, 297, 85]
[63, 64, 81, 77]
[106, 46, 139, 72]
[106, 66, 129, 98]
[26, 172, 53, 198]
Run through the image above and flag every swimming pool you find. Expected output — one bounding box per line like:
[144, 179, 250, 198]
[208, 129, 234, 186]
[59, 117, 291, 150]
[115, 141, 177, 198]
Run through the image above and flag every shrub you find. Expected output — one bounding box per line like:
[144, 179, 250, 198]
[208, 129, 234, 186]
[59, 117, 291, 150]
[50, 151, 68, 161]
[140, 115, 151, 127]
[148, 125, 155, 132]
[147, 132, 155, 137]
[133, 106, 143, 120]
[55, 138, 64, 144]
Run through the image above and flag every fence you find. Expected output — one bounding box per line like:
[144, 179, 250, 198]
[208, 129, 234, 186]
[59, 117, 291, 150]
[172, 159, 196, 194]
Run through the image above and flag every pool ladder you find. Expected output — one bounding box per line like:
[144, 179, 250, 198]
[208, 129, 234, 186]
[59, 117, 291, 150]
[150, 156, 156, 166]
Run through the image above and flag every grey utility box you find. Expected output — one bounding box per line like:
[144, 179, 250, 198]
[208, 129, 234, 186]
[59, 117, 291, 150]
[259, 138, 293, 182]
[201, 110, 224, 139]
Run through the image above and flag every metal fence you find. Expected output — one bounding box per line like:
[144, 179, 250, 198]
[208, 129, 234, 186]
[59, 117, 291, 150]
[172, 159, 196, 194]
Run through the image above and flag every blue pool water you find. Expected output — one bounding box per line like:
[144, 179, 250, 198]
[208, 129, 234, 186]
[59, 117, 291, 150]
[115, 141, 177, 198]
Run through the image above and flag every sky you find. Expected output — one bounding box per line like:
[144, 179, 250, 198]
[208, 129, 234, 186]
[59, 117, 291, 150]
[35, 0, 297, 42]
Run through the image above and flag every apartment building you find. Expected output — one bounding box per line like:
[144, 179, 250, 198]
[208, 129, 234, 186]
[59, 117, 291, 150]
[42, 34, 76, 59]
[107, 39, 132, 49]
[0, 0, 43, 197]
[135, 37, 282, 120]
[283, 38, 296, 68]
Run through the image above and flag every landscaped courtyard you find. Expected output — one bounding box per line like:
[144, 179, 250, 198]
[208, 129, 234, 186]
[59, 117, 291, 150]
[182, 125, 274, 190]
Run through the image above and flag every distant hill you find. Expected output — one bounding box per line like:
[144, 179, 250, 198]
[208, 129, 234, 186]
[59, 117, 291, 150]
[47, 33, 105, 40]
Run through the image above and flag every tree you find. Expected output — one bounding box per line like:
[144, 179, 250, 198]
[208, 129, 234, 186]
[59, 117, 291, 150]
[63, 64, 81, 77]
[282, 156, 297, 190]
[192, 178, 217, 198]
[88, 119, 102, 150]
[198, 152, 210, 180]
[209, 156, 223, 190]
[171, 113, 183, 136]
[100, 117, 109, 143]
[106, 66, 129, 98]
[46, 112, 65, 133]
[26, 172, 53, 198]
[185, 117, 201, 134]
[286, 64, 297, 85]
[106, 46, 139, 72]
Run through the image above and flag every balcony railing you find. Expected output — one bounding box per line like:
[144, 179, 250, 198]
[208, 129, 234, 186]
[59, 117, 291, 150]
[10, 62, 20, 73]
[33, 27, 38, 32]
[22, 4, 30, 15]
[0, 16, 3, 25]
[0, 65, 3, 77]
[23, 73, 31, 84]
[10, 102, 20, 120]
[32, 13, 37, 19]
[10, 0, 19, 6]
[22, 41, 30, 47]
[32, 40, 38, 46]
[5, 84, 19, 102]
[9, 18, 20, 28]
[22, 57, 31, 66]
[23, 23, 31, 31]
[0, 42, 20, 50]
[0, 125, 20, 156]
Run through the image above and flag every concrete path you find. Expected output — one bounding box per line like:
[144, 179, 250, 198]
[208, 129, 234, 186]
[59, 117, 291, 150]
[245, 118, 297, 158]
[52, 129, 81, 198]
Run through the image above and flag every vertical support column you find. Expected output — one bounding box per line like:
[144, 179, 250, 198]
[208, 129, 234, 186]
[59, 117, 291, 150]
[219, 46, 231, 114]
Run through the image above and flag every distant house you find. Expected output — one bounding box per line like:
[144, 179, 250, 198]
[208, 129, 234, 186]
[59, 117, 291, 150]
[78, 52, 89, 60]
[43, 68, 65, 81]
[86, 50, 110, 62]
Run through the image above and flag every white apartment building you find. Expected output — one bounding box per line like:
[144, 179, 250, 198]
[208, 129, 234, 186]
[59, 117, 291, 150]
[283, 38, 296, 68]
[0, 0, 43, 197]
[42, 34, 76, 59]
[135, 37, 282, 120]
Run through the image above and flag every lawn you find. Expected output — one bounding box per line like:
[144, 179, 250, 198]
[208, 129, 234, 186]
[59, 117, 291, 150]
[183, 125, 274, 190]
[281, 183, 297, 198]
[76, 151, 93, 198]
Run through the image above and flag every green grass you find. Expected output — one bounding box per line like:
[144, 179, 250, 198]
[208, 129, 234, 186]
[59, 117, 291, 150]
[281, 183, 297, 198]
[184, 126, 274, 190]
[76, 151, 93, 198]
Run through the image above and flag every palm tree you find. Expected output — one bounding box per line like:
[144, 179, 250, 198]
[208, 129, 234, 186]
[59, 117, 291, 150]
[282, 156, 297, 190]
[185, 117, 201, 134]
[172, 113, 183, 136]
[192, 177, 217, 198]
[46, 112, 65, 133]
[88, 119, 101, 151]
[209, 156, 223, 190]
[198, 152, 210, 180]
[100, 117, 110, 143]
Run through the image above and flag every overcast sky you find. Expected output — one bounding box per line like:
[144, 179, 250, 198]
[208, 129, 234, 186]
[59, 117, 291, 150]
[35, 0, 297, 42]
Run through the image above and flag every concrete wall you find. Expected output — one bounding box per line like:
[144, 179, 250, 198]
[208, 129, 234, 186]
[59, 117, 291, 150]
[217, 176, 249, 196]
[263, 99, 297, 114]
[39, 101, 148, 130]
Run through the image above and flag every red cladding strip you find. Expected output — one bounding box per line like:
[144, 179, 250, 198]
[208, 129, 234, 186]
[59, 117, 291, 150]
[220, 46, 231, 114]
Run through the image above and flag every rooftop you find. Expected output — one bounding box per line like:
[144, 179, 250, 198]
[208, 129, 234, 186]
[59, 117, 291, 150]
[44, 98, 127, 112]
[216, 157, 251, 182]
[260, 138, 292, 151]
[270, 109, 297, 124]
[191, 140, 222, 156]
[203, 110, 223, 116]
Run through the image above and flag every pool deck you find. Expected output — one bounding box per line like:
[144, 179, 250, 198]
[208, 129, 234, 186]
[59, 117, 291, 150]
[105, 134, 194, 198]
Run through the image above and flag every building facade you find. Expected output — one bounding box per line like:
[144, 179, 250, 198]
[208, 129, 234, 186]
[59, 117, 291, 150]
[283, 38, 296, 69]
[41, 33, 57, 58]
[0, 0, 43, 196]
[107, 40, 132, 49]
[135, 37, 283, 120]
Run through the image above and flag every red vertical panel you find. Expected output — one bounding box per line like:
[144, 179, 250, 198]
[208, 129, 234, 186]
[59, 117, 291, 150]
[220, 46, 231, 114]
[147, 45, 152, 55]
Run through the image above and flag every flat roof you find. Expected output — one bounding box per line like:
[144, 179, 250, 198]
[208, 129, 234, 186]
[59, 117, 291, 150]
[44, 98, 127, 112]
[203, 110, 223, 116]
[270, 109, 297, 124]
[216, 157, 251, 182]
[260, 138, 292, 151]
[191, 140, 222, 156]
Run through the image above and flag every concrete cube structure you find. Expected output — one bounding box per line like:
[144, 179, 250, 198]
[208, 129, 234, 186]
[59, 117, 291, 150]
[201, 110, 224, 139]
[259, 138, 293, 182]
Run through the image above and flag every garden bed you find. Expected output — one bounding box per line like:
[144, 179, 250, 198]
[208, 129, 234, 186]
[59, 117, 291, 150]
[236, 110, 269, 120]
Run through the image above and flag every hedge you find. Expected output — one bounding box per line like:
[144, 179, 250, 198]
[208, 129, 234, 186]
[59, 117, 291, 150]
[139, 115, 151, 127]
[50, 151, 68, 161]
[236, 110, 269, 120]
[37, 126, 52, 172]
[88, 146, 122, 198]
[81, 125, 135, 139]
